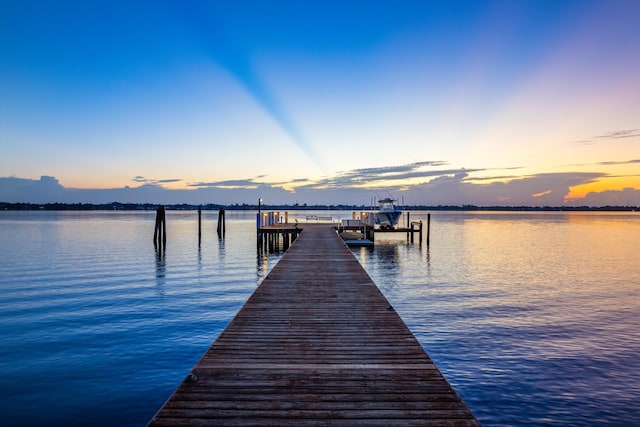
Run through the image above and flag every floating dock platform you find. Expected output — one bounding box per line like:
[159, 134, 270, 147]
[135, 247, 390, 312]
[148, 223, 478, 426]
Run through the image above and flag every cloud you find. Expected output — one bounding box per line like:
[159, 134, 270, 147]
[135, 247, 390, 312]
[0, 175, 293, 205]
[294, 161, 481, 190]
[594, 129, 639, 140]
[132, 176, 182, 185]
[598, 159, 640, 166]
[344, 161, 450, 176]
[568, 187, 640, 206]
[1, 166, 637, 207]
[189, 180, 258, 189]
[0, 176, 66, 203]
[574, 129, 640, 145]
[465, 174, 524, 182]
[188, 177, 274, 189]
[407, 172, 606, 206]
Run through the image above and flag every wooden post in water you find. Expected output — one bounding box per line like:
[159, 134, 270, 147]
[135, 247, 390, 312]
[426, 213, 431, 246]
[153, 206, 166, 248]
[198, 205, 202, 246]
[217, 208, 226, 238]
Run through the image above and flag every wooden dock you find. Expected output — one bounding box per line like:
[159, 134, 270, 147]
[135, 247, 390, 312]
[148, 224, 479, 426]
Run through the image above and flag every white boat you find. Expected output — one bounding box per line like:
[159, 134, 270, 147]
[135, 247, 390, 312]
[374, 198, 402, 230]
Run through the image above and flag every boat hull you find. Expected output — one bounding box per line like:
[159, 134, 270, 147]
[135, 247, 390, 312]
[375, 211, 402, 229]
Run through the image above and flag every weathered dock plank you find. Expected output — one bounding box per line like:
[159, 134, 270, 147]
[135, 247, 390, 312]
[148, 224, 479, 426]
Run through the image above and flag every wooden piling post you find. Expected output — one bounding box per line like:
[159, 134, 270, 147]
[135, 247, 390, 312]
[153, 206, 166, 247]
[410, 221, 414, 243]
[198, 206, 202, 246]
[217, 208, 226, 238]
[426, 213, 431, 246]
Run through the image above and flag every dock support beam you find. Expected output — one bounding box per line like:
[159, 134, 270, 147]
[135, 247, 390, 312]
[258, 229, 300, 254]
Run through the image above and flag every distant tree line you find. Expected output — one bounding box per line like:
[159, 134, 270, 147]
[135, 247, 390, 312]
[1, 202, 638, 211]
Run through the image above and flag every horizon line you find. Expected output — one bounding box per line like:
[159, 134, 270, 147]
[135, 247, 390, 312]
[2, 202, 638, 212]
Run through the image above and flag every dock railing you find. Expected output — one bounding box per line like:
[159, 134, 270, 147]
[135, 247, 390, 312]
[305, 215, 334, 223]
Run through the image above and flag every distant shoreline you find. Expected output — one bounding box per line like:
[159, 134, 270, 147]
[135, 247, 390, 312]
[1, 202, 638, 212]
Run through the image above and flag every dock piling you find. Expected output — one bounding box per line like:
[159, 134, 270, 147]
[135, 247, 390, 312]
[257, 211, 301, 254]
[217, 208, 226, 238]
[153, 206, 166, 248]
[198, 206, 202, 246]
[405, 212, 409, 241]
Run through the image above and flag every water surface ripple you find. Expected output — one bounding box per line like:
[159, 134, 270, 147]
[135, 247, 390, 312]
[352, 211, 639, 426]
[0, 210, 638, 426]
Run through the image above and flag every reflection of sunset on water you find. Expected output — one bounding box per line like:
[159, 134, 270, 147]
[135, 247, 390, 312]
[353, 211, 640, 425]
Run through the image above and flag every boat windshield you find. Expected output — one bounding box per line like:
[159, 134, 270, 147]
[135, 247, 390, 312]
[378, 199, 396, 210]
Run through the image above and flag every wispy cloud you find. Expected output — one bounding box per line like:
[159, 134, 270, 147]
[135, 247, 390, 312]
[574, 129, 640, 145]
[132, 176, 182, 185]
[594, 129, 639, 140]
[465, 174, 524, 182]
[598, 159, 640, 166]
[343, 161, 450, 176]
[185, 160, 474, 193]
[293, 161, 482, 190]
[188, 177, 275, 189]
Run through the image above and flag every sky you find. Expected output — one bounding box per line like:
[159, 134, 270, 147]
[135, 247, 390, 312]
[1, 0, 639, 206]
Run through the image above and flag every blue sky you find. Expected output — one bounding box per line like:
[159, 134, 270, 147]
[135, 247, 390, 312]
[1, 0, 639, 206]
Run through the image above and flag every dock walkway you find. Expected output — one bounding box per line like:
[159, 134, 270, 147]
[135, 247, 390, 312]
[149, 224, 479, 426]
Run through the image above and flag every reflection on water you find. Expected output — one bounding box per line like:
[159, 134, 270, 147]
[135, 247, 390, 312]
[351, 211, 640, 426]
[0, 211, 285, 427]
[217, 234, 226, 264]
[0, 210, 638, 426]
[155, 244, 166, 293]
[257, 252, 271, 281]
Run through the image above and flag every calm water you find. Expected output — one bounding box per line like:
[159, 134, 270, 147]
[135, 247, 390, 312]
[0, 210, 638, 426]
